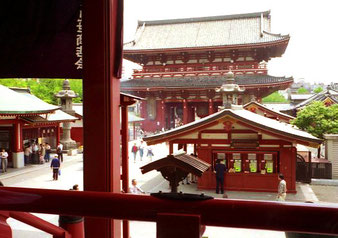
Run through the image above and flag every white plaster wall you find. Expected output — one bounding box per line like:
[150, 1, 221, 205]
[324, 134, 338, 178]
[12, 152, 24, 168]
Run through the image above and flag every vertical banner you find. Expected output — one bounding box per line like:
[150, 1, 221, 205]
[0, 0, 82, 78]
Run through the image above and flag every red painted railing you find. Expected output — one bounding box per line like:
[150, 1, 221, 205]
[0, 210, 71, 238]
[1, 187, 338, 237]
[133, 63, 267, 78]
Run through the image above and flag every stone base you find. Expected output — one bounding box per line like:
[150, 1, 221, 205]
[67, 149, 78, 156]
[60, 140, 78, 150]
[12, 152, 24, 168]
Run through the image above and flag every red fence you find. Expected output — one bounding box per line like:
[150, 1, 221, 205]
[1, 187, 338, 237]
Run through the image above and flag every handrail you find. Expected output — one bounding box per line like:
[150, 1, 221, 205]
[8, 211, 70, 238]
[0, 187, 338, 236]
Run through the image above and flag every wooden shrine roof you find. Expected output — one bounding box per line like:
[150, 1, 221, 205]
[140, 152, 211, 177]
[292, 89, 338, 110]
[143, 105, 322, 148]
[124, 10, 289, 52]
[244, 101, 295, 121]
[121, 74, 293, 90]
[0, 85, 59, 115]
[21, 110, 78, 124]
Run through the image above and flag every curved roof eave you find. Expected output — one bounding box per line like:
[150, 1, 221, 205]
[124, 38, 290, 54]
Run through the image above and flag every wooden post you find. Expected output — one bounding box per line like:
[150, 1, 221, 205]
[157, 213, 202, 238]
[82, 0, 123, 237]
[208, 99, 213, 115]
[56, 125, 61, 146]
[160, 100, 165, 130]
[183, 99, 188, 124]
[121, 105, 130, 238]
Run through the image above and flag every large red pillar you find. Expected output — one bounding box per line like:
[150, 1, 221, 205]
[13, 121, 22, 153]
[183, 99, 188, 124]
[83, 0, 123, 237]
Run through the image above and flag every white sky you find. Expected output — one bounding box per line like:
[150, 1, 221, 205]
[123, 0, 338, 84]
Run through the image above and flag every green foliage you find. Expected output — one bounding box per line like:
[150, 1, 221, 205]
[297, 87, 309, 94]
[262, 91, 288, 103]
[313, 86, 323, 93]
[291, 101, 338, 139]
[0, 78, 83, 105]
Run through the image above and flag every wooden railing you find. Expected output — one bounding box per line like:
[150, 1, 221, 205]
[133, 63, 267, 78]
[1, 187, 338, 237]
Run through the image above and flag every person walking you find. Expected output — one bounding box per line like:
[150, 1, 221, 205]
[50, 155, 61, 180]
[146, 146, 154, 161]
[214, 159, 226, 194]
[57, 142, 64, 162]
[45, 143, 51, 162]
[1, 149, 8, 173]
[277, 173, 287, 201]
[139, 141, 145, 161]
[131, 143, 138, 163]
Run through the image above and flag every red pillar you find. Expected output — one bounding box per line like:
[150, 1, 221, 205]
[83, 0, 123, 237]
[13, 120, 22, 152]
[183, 99, 188, 124]
[169, 142, 173, 154]
[208, 99, 213, 115]
[0, 211, 11, 238]
[121, 105, 130, 238]
[56, 125, 61, 145]
[160, 100, 165, 130]
[157, 213, 203, 238]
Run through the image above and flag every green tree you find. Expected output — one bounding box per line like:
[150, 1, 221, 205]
[262, 91, 288, 103]
[291, 101, 338, 157]
[0, 78, 83, 105]
[297, 87, 309, 94]
[313, 86, 323, 94]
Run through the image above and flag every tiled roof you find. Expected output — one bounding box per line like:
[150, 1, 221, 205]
[21, 110, 77, 123]
[0, 85, 59, 114]
[121, 75, 293, 89]
[290, 94, 313, 100]
[293, 89, 338, 109]
[140, 152, 210, 177]
[244, 101, 295, 120]
[143, 105, 322, 147]
[124, 11, 289, 50]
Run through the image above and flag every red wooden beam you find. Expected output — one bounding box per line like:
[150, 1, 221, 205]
[82, 0, 123, 237]
[0, 187, 337, 236]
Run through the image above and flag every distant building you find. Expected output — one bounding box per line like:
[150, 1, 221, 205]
[0, 86, 76, 168]
[122, 10, 293, 133]
[283, 87, 338, 116]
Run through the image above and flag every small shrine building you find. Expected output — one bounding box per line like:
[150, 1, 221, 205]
[284, 87, 338, 117]
[143, 105, 321, 193]
[122, 10, 293, 133]
[0, 85, 77, 168]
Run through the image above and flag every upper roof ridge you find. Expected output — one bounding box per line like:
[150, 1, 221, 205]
[137, 10, 271, 27]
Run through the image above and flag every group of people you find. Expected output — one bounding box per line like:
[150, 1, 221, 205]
[0, 149, 8, 173]
[24, 141, 52, 164]
[214, 159, 287, 201]
[131, 141, 154, 163]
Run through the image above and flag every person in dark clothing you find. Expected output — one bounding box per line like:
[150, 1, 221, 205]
[214, 159, 226, 194]
[50, 155, 61, 180]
